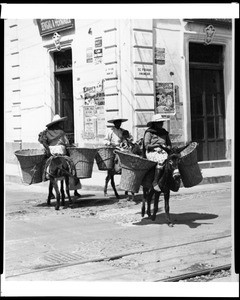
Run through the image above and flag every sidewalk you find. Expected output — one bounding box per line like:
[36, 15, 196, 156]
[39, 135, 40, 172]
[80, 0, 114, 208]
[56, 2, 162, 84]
[5, 159, 232, 191]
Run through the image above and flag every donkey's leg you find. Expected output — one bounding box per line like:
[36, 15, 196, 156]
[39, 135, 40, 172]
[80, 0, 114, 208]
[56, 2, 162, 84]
[52, 180, 60, 210]
[104, 172, 111, 197]
[47, 181, 53, 205]
[141, 187, 148, 217]
[47, 181, 55, 205]
[110, 175, 120, 199]
[60, 180, 65, 207]
[147, 188, 155, 218]
[164, 190, 173, 226]
[65, 177, 72, 204]
[152, 191, 161, 221]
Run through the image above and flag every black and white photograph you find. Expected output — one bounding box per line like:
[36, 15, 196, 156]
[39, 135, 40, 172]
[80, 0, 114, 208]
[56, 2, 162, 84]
[2, 3, 239, 297]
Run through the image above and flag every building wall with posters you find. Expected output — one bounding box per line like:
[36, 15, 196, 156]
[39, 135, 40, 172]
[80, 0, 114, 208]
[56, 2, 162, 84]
[5, 18, 233, 163]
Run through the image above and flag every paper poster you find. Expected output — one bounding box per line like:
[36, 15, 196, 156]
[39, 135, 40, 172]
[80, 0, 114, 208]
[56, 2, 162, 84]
[86, 47, 93, 63]
[82, 81, 106, 138]
[155, 47, 165, 65]
[155, 82, 175, 114]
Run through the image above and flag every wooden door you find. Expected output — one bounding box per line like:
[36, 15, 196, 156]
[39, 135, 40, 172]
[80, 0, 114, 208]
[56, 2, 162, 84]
[190, 68, 225, 161]
[55, 72, 74, 143]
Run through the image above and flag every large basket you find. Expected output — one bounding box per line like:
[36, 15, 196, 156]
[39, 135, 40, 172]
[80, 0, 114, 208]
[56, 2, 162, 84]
[95, 147, 116, 170]
[14, 149, 47, 184]
[68, 147, 97, 179]
[178, 142, 203, 187]
[115, 150, 157, 193]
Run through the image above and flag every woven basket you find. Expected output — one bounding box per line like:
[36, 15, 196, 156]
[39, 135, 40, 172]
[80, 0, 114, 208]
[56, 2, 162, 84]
[95, 147, 116, 170]
[15, 149, 47, 184]
[115, 150, 157, 193]
[178, 142, 203, 187]
[68, 147, 97, 179]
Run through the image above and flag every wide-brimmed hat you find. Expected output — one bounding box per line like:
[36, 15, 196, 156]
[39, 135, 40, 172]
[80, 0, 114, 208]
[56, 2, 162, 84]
[46, 114, 67, 127]
[107, 116, 128, 124]
[147, 114, 170, 127]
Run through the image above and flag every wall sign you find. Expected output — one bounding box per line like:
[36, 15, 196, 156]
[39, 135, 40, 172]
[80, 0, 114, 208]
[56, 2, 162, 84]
[37, 19, 75, 36]
[155, 82, 175, 115]
[155, 47, 165, 65]
[134, 64, 153, 79]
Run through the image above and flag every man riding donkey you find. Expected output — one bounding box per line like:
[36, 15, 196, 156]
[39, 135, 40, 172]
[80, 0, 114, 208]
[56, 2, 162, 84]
[103, 115, 141, 199]
[38, 114, 81, 200]
[143, 114, 180, 192]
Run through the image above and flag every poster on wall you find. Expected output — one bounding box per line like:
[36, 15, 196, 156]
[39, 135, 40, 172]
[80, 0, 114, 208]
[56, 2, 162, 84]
[155, 47, 165, 65]
[82, 80, 106, 139]
[86, 47, 93, 63]
[155, 82, 175, 115]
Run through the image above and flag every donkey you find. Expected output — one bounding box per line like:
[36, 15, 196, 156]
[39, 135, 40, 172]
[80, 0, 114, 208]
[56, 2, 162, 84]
[103, 138, 143, 200]
[44, 155, 78, 210]
[141, 144, 189, 226]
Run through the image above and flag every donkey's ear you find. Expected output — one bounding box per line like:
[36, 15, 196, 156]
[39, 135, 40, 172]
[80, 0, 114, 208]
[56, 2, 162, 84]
[177, 142, 190, 153]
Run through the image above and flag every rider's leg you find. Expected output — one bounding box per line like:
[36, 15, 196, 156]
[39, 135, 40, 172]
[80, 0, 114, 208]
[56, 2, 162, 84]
[152, 164, 163, 192]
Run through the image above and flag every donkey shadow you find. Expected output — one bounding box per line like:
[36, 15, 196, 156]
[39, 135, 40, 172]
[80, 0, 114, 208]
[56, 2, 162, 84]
[134, 211, 218, 228]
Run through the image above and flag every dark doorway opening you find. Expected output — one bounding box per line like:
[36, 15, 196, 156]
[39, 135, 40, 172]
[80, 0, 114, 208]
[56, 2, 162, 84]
[54, 49, 74, 144]
[189, 43, 226, 161]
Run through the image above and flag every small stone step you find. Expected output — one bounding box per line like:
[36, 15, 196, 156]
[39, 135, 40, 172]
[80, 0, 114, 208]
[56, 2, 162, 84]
[199, 160, 232, 169]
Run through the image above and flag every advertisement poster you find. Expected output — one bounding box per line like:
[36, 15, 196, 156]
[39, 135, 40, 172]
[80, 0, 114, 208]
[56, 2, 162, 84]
[86, 47, 93, 63]
[155, 47, 165, 65]
[83, 81, 106, 139]
[155, 82, 175, 114]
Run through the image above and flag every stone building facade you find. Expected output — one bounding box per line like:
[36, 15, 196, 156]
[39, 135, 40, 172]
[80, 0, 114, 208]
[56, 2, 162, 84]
[4, 19, 233, 163]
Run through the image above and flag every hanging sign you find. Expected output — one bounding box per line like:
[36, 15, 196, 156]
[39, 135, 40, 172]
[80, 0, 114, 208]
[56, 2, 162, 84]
[155, 82, 175, 115]
[37, 19, 75, 36]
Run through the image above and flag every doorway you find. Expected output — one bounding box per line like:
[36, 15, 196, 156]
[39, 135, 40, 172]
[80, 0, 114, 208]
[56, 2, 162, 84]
[189, 43, 226, 161]
[54, 49, 74, 144]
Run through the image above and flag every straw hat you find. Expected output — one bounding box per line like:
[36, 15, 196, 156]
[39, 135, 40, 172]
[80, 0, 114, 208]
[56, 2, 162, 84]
[107, 115, 128, 124]
[46, 114, 67, 127]
[147, 114, 170, 127]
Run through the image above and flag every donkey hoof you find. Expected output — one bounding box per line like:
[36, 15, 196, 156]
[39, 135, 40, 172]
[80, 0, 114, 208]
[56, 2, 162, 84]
[168, 222, 174, 227]
[74, 191, 81, 197]
[115, 194, 120, 199]
[151, 215, 156, 221]
[141, 209, 145, 217]
[55, 206, 60, 210]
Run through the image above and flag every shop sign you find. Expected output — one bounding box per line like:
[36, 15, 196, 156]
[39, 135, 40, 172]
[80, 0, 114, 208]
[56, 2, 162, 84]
[134, 64, 153, 79]
[37, 19, 75, 36]
[155, 47, 165, 65]
[155, 82, 175, 115]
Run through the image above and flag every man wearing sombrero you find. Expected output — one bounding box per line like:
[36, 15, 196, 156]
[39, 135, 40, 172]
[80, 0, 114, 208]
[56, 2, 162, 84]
[38, 114, 81, 198]
[143, 114, 172, 192]
[103, 115, 133, 147]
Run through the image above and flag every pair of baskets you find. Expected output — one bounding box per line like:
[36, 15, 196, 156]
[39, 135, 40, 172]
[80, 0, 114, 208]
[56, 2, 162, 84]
[15, 146, 116, 184]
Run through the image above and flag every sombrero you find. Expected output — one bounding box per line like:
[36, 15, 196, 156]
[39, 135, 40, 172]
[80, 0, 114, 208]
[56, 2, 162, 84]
[147, 114, 170, 127]
[46, 114, 68, 127]
[107, 115, 128, 124]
